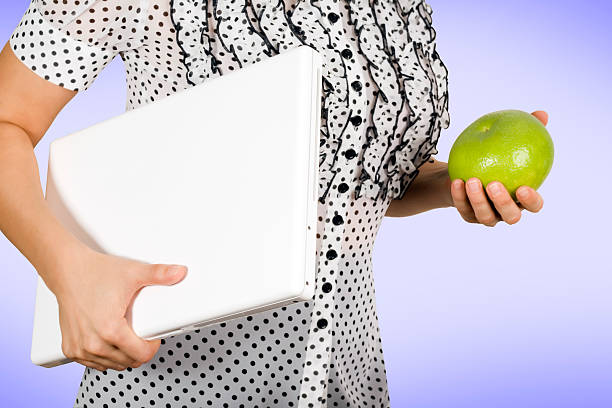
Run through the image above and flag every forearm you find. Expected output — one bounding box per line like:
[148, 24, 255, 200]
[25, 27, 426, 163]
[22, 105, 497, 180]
[384, 158, 453, 217]
[0, 122, 89, 289]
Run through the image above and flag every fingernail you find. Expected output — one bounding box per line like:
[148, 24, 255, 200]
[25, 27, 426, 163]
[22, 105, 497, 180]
[468, 179, 480, 193]
[167, 265, 186, 275]
[488, 182, 500, 196]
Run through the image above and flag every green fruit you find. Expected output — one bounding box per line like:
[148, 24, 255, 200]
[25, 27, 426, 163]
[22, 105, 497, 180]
[448, 109, 554, 202]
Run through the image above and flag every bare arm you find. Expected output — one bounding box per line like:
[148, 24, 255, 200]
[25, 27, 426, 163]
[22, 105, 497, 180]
[0, 41, 188, 372]
[385, 158, 453, 217]
[0, 41, 88, 289]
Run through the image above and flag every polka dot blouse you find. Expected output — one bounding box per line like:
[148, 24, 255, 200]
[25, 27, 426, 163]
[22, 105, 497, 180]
[10, 0, 450, 406]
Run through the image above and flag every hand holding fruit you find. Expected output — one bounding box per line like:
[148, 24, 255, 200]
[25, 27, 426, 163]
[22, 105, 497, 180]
[448, 110, 552, 227]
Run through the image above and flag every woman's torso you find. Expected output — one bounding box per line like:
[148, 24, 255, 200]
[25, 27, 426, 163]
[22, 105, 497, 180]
[10, 0, 449, 405]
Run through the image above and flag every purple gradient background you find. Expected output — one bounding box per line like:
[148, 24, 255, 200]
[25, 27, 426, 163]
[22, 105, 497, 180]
[1, 0, 611, 406]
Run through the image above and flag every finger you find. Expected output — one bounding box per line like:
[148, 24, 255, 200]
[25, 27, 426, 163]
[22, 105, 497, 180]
[531, 110, 549, 126]
[112, 318, 160, 364]
[516, 186, 544, 213]
[465, 178, 500, 227]
[77, 332, 134, 370]
[75, 359, 108, 372]
[79, 351, 128, 371]
[86, 341, 138, 368]
[63, 340, 121, 371]
[450, 179, 478, 222]
[485, 182, 522, 225]
[73, 352, 125, 371]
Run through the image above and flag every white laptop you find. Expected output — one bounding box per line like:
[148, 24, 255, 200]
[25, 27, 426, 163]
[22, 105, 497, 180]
[31, 45, 323, 368]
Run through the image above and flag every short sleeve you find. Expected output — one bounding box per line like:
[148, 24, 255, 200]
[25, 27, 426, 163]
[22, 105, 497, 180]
[8, 0, 147, 92]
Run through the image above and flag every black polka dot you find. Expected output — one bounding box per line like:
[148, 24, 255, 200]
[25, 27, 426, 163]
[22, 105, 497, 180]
[344, 148, 357, 160]
[326, 12, 339, 24]
[316, 319, 328, 330]
[325, 249, 338, 260]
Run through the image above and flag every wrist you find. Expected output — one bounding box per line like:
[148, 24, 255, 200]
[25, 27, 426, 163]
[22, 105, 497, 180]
[431, 161, 454, 209]
[36, 228, 95, 296]
[440, 170, 454, 208]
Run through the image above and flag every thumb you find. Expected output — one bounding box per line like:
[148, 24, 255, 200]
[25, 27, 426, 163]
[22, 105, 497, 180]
[143, 264, 188, 287]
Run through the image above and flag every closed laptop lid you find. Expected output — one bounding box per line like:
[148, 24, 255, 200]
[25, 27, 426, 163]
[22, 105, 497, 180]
[31, 45, 322, 367]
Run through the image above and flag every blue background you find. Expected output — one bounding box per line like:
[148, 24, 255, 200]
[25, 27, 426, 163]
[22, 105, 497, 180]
[1, 0, 611, 406]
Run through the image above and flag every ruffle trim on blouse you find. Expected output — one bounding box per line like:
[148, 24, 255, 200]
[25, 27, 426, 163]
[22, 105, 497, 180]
[353, 0, 450, 201]
[169, 0, 223, 86]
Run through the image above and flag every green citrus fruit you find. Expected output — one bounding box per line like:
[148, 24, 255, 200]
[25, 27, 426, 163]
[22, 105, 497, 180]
[448, 109, 554, 202]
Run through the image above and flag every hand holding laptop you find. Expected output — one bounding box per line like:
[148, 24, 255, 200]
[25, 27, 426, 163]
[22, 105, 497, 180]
[47, 244, 188, 372]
